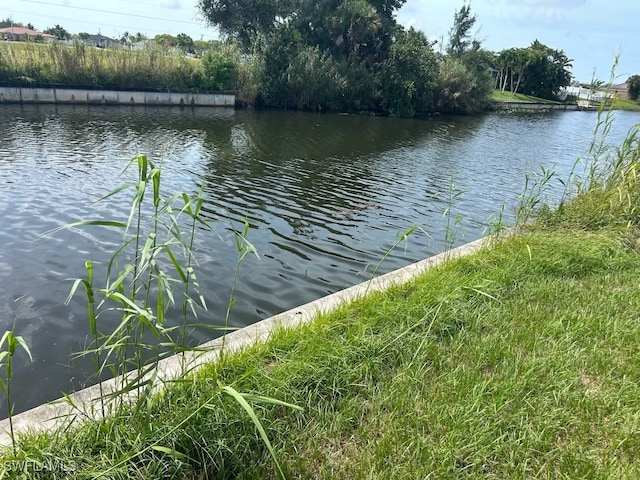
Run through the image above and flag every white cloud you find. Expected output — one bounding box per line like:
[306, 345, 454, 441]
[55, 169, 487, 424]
[403, 17, 417, 30]
[157, 0, 184, 9]
[507, 0, 588, 7]
[500, 0, 590, 29]
[518, 6, 566, 26]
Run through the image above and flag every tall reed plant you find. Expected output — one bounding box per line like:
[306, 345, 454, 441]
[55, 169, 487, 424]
[515, 164, 557, 228]
[0, 330, 32, 455]
[60, 155, 230, 413]
[442, 175, 465, 255]
[51, 155, 296, 476]
[535, 59, 640, 232]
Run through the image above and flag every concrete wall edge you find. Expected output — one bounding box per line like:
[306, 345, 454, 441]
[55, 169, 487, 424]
[0, 87, 235, 107]
[0, 234, 497, 445]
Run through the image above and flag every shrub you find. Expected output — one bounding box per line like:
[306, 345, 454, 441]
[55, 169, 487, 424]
[202, 51, 238, 91]
[628, 75, 640, 101]
[437, 52, 494, 115]
[378, 28, 439, 117]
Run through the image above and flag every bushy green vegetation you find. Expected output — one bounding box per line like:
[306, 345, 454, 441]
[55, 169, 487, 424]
[627, 75, 640, 101]
[611, 97, 640, 111]
[493, 41, 572, 99]
[196, 0, 570, 116]
[2, 4, 575, 115]
[378, 28, 439, 117]
[0, 40, 237, 92]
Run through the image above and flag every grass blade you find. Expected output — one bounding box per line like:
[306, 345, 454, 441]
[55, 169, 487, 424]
[221, 385, 287, 480]
[151, 445, 192, 462]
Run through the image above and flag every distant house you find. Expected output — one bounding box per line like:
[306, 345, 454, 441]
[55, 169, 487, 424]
[82, 34, 117, 48]
[558, 86, 612, 104]
[611, 83, 629, 99]
[0, 26, 56, 43]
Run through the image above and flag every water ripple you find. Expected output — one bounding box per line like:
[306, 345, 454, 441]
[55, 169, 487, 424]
[0, 104, 638, 414]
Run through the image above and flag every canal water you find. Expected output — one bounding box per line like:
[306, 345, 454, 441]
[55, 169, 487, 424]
[0, 105, 638, 415]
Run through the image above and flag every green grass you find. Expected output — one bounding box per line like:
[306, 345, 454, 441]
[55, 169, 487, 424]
[7, 227, 640, 479]
[611, 97, 640, 111]
[491, 89, 563, 104]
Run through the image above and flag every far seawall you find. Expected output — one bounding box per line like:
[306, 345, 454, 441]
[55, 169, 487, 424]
[493, 101, 579, 111]
[0, 87, 235, 107]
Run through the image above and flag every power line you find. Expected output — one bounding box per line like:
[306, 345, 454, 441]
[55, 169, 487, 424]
[7, 6, 218, 38]
[7, 0, 219, 39]
[14, 0, 203, 26]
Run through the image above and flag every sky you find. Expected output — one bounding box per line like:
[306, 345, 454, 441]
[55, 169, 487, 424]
[3, 0, 639, 82]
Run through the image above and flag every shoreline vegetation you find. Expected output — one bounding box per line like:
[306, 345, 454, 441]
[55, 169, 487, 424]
[0, 105, 639, 478]
[490, 90, 640, 112]
[611, 97, 640, 112]
[0, 1, 590, 118]
[3, 4, 640, 116]
[3, 40, 639, 113]
[0, 41, 234, 94]
[1, 36, 639, 113]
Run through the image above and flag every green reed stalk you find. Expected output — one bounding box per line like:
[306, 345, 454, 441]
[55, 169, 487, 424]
[221, 220, 258, 357]
[177, 189, 205, 353]
[364, 226, 418, 295]
[67, 261, 106, 418]
[181, 217, 197, 352]
[146, 178, 162, 360]
[129, 155, 147, 392]
[443, 175, 464, 255]
[515, 164, 557, 228]
[0, 330, 32, 455]
[485, 202, 507, 237]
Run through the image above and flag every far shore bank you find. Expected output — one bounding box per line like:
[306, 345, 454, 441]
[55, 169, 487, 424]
[3, 85, 639, 117]
[492, 101, 579, 111]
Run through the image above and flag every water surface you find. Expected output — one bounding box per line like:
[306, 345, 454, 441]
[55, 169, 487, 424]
[0, 105, 638, 414]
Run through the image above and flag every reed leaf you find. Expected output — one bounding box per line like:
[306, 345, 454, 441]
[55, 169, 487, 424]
[41, 220, 126, 238]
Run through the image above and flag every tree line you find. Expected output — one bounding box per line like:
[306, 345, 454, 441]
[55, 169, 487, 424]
[628, 75, 640, 101]
[197, 0, 575, 116]
[9, 4, 638, 113]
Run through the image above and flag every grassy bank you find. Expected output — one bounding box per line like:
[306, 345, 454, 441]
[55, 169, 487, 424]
[490, 89, 564, 104]
[2, 121, 640, 478]
[611, 97, 640, 112]
[0, 41, 232, 92]
[6, 224, 640, 478]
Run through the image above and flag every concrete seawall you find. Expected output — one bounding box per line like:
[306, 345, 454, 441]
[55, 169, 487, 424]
[0, 87, 235, 107]
[494, 101, 579, 111]
[0, 235, 495, 446]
